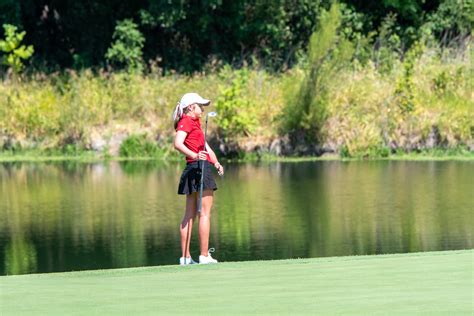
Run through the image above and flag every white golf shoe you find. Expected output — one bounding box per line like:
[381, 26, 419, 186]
[199, 248, 218, 264]
[179, 256, 197, 265]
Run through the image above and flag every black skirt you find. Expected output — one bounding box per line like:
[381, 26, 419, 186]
[178, 161, 217, 195]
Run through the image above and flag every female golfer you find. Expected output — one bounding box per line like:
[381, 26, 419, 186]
[173, 92, 224, 265]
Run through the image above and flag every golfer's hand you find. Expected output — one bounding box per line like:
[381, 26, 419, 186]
[195, 151, 208, 161]
[214, 162, 224, 176]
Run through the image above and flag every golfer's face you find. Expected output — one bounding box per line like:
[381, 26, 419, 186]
[192, 104, 204, 117]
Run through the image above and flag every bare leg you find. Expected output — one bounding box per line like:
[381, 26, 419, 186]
[180, 192, 197, 258]
[199, 190, 214, 256]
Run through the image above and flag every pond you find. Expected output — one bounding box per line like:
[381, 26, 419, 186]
[0, 160, 472, 275]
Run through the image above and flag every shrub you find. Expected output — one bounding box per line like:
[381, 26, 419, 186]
[215, 68, 259, 138]
[394, 41, 424, 113]
[119, 134, 158, 157]
[281, 3, 354, 143]
[373, 14, 401, 75]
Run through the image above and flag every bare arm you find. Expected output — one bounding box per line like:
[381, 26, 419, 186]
[205, 143, 218, 164]
[174, 131, 207, 160]
[206, 143, 224, 176]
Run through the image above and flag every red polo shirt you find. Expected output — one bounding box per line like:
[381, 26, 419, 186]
[176, 116, 212, 163]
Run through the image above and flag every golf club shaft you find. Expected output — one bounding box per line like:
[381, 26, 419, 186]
[198, 116, 209, 213]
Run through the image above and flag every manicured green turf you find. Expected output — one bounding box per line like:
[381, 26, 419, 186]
[1, 250, 472, 315]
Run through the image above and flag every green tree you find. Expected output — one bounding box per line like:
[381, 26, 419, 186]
[424, 0, 473, 45]
[0, 0, 469, 72]
[106, 19, 145, 73]
[0, 24, 34, 73]
[282, 3, 354, 143]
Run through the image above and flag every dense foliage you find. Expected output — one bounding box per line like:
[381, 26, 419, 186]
[0, 0, 471, 73]
[0, 1, 472, 158]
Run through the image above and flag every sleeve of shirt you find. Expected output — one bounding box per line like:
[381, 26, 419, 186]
[176, 118, 192, 133]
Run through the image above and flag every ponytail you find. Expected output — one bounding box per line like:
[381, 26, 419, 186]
[172, 99, 194, 129]
[172, 101, 182, 129]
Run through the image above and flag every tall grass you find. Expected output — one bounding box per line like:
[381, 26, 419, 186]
[0, 46, 472, 157]
[281, 3, 354, 144]
[324, 46, 473, 156]
[0, 71, 227, 149]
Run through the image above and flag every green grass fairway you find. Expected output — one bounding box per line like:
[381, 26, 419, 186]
[1, 250, 472, 315]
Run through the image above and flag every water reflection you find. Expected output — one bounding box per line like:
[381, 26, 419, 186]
[0, 160, 472, 275]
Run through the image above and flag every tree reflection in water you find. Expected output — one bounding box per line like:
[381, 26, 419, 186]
[0, 160, 472, 275]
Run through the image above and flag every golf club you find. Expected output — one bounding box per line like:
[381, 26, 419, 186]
[198, 111, 218, 213]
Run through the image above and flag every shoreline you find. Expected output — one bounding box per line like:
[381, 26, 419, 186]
[2, 249, 470, 278]
[0, 151, 473, 163]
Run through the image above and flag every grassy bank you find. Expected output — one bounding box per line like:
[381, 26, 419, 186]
[0, 47, 472, 158]
[1, 250, 472, 315]
[0, 147, 473, 163]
